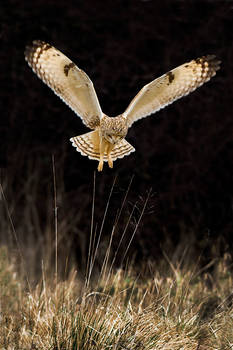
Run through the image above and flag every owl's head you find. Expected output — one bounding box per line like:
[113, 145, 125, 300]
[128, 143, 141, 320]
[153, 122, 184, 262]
[101, 115, 128, 144]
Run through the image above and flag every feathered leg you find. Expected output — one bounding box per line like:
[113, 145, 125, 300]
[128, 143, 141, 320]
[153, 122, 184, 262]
[97, 137, 106, 172]
[106, 143, 115, 168]
[70, 130, 135, 171]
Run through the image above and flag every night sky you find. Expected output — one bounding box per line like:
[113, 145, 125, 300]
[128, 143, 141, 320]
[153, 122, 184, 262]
[1, 0, 233, 268]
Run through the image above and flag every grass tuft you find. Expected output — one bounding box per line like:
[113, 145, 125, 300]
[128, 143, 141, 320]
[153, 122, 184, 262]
[0, 246, 233, 349]
[1, 167, 233, 349]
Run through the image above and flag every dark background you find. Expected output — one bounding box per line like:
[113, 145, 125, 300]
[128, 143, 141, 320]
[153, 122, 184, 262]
[1, 0, 233, 272]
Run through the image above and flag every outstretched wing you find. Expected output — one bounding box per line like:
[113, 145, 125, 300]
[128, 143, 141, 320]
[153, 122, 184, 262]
[123, 55, 221, 128]
[25, 40, 102, 129]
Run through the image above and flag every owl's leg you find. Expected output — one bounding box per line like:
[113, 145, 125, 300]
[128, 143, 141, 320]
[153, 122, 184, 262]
[97, 138, 106, 172]
[98, 160, 103, 172]
[106, 143, 115, 168]
[98, 155, 104, 172]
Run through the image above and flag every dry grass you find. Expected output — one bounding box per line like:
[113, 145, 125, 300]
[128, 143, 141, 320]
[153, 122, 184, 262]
[0, 246, 233, 350]
[0, 167, 233, 349]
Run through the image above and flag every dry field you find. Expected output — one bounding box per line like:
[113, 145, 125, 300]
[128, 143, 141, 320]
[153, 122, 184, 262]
[0, 173, 233, 349]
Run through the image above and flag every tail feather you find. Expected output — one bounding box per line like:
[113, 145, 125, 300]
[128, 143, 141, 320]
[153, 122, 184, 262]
[70, 130, 100, 160]
[110, 140, 135, 160]
[70, 130, 135, 162]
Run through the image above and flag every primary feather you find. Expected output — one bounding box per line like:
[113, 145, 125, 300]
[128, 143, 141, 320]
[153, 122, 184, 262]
[123, 55, 221, 128]
[25, 40, 102, 129]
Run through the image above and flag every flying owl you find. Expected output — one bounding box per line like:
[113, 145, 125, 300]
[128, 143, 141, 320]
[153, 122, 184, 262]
[25, 41, 220, 171]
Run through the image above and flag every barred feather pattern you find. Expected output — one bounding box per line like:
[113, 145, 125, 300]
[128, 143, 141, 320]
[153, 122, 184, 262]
[70, 132, 135, 161]
[25, 40, 102, 129]
[25, 41, 220, 170]
[123, 55, 221, 127]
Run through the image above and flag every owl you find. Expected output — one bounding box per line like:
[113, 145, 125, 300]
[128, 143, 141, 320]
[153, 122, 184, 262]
[25, 41, 220, 171]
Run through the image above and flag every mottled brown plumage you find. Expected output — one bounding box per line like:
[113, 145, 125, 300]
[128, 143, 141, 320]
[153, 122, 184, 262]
[25, 40, 221, 171]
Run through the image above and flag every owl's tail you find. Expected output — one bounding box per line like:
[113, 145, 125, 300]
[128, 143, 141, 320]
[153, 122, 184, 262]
[70, 130, 135, 162]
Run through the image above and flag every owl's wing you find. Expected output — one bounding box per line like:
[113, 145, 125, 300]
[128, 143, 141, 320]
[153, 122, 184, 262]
[123, 55, 220, 128]
[25, 40, 102, 129]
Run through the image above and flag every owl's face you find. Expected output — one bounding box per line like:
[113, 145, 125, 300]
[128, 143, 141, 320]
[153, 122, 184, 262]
[100, 115, 128, 144]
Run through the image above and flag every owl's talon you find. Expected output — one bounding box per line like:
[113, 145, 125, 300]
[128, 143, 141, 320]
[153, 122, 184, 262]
[108, 157, 113, 168]
[25, 41, 220, 172]
[98, 160, 103, 172]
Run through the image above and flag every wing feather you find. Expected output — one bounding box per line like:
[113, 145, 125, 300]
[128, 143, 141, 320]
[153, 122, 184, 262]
[123, 55, 221, 128]
[25, 40, 102, 129]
